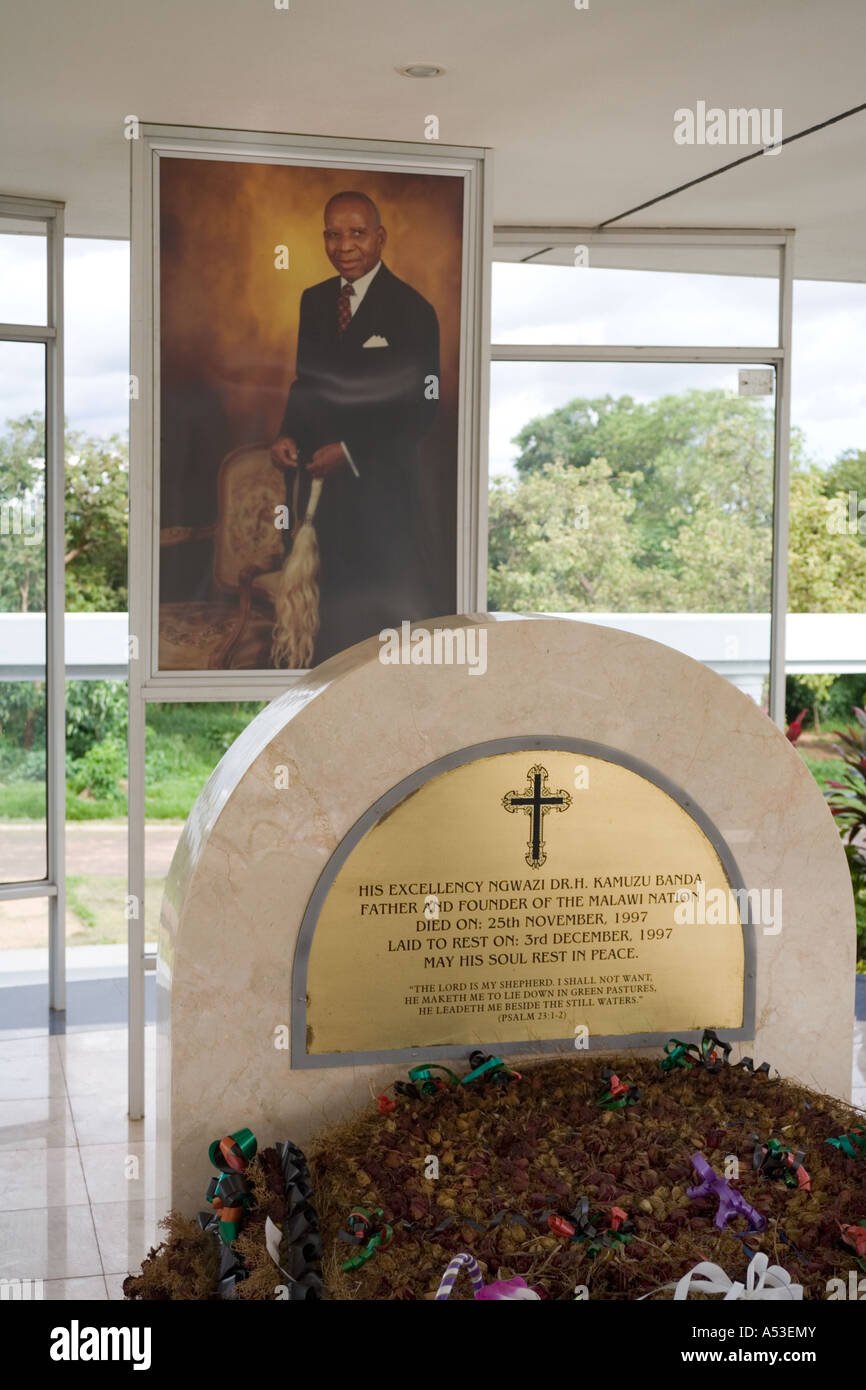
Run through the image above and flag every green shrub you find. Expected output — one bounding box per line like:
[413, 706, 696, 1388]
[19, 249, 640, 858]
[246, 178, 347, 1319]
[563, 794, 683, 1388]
[0, 681, 46, 754]
[786, 672, 866, 728]
[68, 736, 127, 802]
[822, 708, 866, 963]
[66, 680, 127, 760]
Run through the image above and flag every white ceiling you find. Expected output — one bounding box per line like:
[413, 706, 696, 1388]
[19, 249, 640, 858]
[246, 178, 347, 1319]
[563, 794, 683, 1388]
[1, 0, 865, 278]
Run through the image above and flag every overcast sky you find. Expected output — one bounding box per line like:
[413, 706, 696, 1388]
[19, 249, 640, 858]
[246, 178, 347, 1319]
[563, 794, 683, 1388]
[489, 263, 866, 476]
[1, 238, 865, 479]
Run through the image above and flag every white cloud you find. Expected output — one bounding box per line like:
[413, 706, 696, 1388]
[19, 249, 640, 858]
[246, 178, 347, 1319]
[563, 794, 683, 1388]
[490, 262, 866, 473]
[64, 240, 130, 439]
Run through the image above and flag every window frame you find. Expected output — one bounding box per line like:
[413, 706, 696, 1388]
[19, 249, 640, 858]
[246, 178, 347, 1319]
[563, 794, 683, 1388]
[0, 194, 66, 1009]
[489, 225, 794, 728]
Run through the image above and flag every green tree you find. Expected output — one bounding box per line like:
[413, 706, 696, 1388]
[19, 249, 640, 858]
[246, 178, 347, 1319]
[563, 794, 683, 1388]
[0, 412, 45, 612]
[797, 673, 835, 732]
[820, 449, 866, 515]
[511, 390, 786, 572]
[494, 387, 866, 615]
[65, 427, 128, 611]
[496, 390, 783, 610]
[488, 458, 658, 611]
[661, 405, 777, 610]
[0, 413, 128, 614]
[787, 469, 866, 612]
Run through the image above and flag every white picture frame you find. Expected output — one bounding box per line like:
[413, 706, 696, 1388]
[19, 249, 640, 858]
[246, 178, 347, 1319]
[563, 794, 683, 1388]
[129, 123, 491, 697]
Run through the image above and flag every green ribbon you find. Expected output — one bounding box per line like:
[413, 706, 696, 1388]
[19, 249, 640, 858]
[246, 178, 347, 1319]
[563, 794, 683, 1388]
[826, 1127, 866, 1160]
[206, 1128, 257, 1247]
[596, 1068, 640, 1110]
[461, 1055, 508, 1085]
[407, 1064, 461, 1094]
[341, 1231, 390, 1272]
[659, 1038, 697, 1072]
[340, 1207, 393, 1272]
[208, 1127, 258, 1171]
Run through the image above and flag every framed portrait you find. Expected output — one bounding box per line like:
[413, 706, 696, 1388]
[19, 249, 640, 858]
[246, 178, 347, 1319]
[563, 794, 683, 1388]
[130, 124, 490, 692]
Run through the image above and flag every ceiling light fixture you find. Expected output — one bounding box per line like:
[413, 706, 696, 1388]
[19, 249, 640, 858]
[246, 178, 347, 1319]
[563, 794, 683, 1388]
[397, 64, 444, 78]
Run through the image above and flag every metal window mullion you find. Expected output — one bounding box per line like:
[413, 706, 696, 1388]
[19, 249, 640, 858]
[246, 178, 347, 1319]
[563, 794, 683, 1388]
[0, 195, 64, 220]
[491, 344, 784, 363]
[769, 236, 795, 728]
[0, 880, 58, 901]
[0, 324, 55, 341]
[45, 207, 66, 1011]
[494, 226, 792, 248]
[127, 683, 145, 1119]
[127, 133, 149, 1121]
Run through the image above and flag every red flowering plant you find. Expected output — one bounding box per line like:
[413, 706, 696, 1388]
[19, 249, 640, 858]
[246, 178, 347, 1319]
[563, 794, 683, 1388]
[825, 706, 866, 963]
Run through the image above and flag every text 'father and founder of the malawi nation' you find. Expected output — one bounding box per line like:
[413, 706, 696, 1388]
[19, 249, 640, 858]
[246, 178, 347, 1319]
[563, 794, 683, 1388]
[271, 191, 441, 664]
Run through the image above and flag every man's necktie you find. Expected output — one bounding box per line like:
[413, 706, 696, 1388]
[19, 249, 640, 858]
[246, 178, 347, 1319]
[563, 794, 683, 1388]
[337, 281, 355, 337]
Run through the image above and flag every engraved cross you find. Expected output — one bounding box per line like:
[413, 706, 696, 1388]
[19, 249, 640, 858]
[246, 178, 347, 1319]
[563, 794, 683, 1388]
[502, 764, 572, 868]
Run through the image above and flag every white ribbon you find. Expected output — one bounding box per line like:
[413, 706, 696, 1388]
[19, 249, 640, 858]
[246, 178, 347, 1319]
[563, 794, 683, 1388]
[670, 1254, 802, 1301]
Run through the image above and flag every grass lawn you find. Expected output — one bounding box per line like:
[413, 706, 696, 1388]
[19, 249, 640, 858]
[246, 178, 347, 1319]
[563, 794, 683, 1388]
[0, 782, 47, 818]
[1, 774, 228, 821]
[799, 753, 848, 793]
[66, 874, 164, 946]
[0, 700, 266, 821]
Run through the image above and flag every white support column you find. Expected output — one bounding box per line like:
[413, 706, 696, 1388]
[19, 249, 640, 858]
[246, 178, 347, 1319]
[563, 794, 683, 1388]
[128, 132, 148, 1118]
[127, 681, 146, 1118]
[769, 235, 795, 730]
[46, 207, 66, 1012]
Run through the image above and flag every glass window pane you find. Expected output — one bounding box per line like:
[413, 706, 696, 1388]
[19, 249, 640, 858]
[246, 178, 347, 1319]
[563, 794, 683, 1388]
[789, 279, 866, 617]
[64, 238, 130, 436]
[489, 360, 775, 704]
[0, 341, 47, 881]
[0, 220, 48, 325]
[492, 252, 779, 348]
[142, 699, 266, 942]
[785, 279, 866, 765]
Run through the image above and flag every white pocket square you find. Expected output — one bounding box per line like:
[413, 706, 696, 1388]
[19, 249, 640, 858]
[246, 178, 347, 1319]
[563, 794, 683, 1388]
[362, 335, 389, 348]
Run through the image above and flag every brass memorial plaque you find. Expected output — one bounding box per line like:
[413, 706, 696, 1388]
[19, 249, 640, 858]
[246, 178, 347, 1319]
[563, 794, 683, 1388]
[301, 748, 746, 1058]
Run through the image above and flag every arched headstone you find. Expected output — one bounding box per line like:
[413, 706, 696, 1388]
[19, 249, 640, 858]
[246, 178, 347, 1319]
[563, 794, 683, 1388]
[157, 616, 854, 1214]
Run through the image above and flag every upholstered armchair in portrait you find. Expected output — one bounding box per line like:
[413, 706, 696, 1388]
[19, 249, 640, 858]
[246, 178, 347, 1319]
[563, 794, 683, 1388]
[158, 444, 287, 670]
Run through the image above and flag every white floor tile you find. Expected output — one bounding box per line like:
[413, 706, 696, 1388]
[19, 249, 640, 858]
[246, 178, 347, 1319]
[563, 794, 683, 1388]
[0, 1146, 88, 1211]
[69, 1092, 155, 1147]
[0, 1044, 66, 1102]
[0, 1035, 54, 1059]
[79, 1142, 157, 1204]
[0, 1026, 56, 1042]
[0, 1204, 102, 1280]
[104, 1273, 130, 1300]
[54, 1028, 156, 1057]
[42, 1275, 108, 1300]
[91, 1199, 161, 1278]
[0, 1095, 76, 1151]
[852, 1027, 866, 1087]
[60, 1048, 130, 1098]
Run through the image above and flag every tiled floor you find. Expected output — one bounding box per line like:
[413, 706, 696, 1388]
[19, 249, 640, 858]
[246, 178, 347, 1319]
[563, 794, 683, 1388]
[1, 1019, 864, 1300]
[0, 1028, 158, 1301]
[853, 1018, 866, 1108]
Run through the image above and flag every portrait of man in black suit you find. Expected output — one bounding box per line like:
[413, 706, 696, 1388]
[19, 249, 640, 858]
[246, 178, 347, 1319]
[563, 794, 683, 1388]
[271, 190, 441, 663]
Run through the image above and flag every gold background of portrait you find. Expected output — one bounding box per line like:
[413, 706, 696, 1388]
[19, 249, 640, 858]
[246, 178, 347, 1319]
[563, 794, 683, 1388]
[158, 155, 463, 604]
[305, 751, 746, 1056]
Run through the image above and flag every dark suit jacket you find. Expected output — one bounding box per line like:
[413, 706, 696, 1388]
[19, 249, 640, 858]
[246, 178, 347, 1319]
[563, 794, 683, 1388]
[278, 261, 440, 659]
